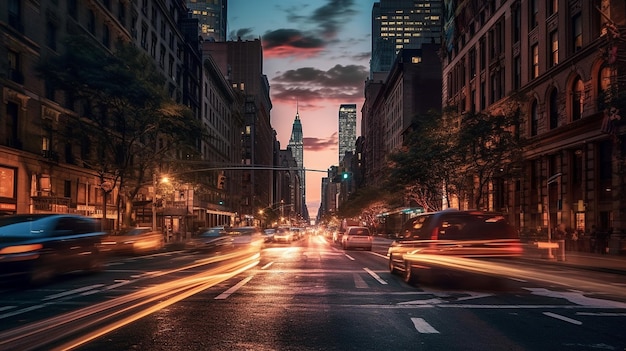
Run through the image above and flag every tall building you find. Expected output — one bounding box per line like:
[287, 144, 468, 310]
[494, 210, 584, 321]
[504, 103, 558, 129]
[202, 39, 274, 221]
[338, 104, 357, 163]
[187, 0, 228, 42]
[288, 107, 307, 220]
[371, 0, 443, 78]
[441, 1, 626, 251]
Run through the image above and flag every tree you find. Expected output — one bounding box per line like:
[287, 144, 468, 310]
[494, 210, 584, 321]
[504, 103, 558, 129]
[36, 36, 206, 227]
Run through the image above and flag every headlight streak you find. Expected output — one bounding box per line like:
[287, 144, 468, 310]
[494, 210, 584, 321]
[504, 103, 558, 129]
[401, 254, 626, 295]
[0, 250, 260, 351]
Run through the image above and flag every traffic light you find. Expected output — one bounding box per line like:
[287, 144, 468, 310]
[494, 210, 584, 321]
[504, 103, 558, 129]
[217, 174, 226, 189]
[342, 172, 348, 179]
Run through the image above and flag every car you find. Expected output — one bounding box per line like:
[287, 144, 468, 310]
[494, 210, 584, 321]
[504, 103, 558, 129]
[263, 228, 276, 242]
[185, 226, 234, 252]
[387, 210, 522, 283]
[226, 226, 265, 247]
[100, 227, 164, 255]
[290, 227, 302, 240]
[0, 214, 105, 285]
[341, 226, 373, 250]
[273, 227, 293, 243]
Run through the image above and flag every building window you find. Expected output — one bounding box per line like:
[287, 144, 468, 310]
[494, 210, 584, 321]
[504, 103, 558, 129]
[46, 22, 57, 51]
[531, 44, 539, 79]
[598, 66, 614, 109]
[514, 55, 521, 89]
[548, 0, 558, 15]
[529, 0, 539, 28]
[469, 48, 476, 79]
[87, 10, 96, 34]
[549, 89, 559, 129]
[8, 50, 23, 84]
[572, 14, 582, 52]
[549, 31, 558, 67]
[67, 0, 77, 19]
[479, 37, 486, 70]
[512, 4, 521, 42]
[8, 0, 21, 30]
[530, 100, 538, 136]
[102, 24, 110, 48]
[572, 77, 584, 121]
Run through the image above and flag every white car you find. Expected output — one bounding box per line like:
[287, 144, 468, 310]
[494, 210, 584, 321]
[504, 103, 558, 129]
[341, 226, 372, 251]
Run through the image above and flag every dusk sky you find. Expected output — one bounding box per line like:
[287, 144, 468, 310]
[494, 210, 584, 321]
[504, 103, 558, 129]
[228, 0, 377, 219]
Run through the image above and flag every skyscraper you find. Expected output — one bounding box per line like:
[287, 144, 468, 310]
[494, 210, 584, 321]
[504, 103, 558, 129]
[187, 0, 228, 42]
[371, 0, 442, 77]
[288, 107, 306, 219]
[338, 104, 357, 163]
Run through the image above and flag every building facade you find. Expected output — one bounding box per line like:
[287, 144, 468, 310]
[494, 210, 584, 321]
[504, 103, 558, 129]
[287, 108, 306, 219]
[371, 0, 443, 78]
[186, 0, 227, 42]
[338, 104, 357, 163]
[441, 0, 626, 252]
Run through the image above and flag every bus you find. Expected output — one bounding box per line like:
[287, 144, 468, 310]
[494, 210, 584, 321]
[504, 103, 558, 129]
[375, 207, 425, 238]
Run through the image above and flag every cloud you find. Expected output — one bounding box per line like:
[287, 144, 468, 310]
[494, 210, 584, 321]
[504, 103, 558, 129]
[229, 28, 256, 41]
[304, 133, 338, 151]
[270, 64, 368, 103]
[260, 0, 357, 58]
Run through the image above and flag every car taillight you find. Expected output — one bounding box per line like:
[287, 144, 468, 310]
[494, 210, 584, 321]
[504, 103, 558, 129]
[0, 243, 43, 255]
[430, 227, 439, 240]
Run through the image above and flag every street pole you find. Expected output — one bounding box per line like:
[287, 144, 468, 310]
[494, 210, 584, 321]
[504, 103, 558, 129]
[152, 173, 157, 232]
[546, 172, 562, 260]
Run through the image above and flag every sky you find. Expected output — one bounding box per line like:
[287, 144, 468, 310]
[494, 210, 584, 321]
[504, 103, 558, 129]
[228, 0, 377, 220]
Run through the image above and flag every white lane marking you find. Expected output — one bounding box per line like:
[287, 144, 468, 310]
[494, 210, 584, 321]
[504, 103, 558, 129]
[363, 267, 388, 285]
[43, 285, 104, 301]
[344, 253, 355, 261]
[577, 312, 626, 316]
[525, 288, 626, 308]
[369, 252, 388, 259]
[543, 312, 582, 325]
[0, 303, 48, 320]
[261, 262, 274, 270]
[214, 275, 254, 300]
[411, 317, 440, 333]
[353, 273, 368, 289]
[0, 306, 15, 312]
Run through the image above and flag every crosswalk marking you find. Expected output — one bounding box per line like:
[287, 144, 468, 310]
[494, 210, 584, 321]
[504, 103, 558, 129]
[411, 317, 440, 333]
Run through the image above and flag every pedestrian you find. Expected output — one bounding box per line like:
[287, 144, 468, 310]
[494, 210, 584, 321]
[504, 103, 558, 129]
[569, 228, 579, 251]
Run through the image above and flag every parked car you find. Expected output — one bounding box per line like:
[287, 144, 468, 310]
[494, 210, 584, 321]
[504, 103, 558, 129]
[100, 227, 164, 255]
[387, 210, 522, 283]
[185, 226, 234, 252]
[0, 214, 105, 285]
[341, 226, 373, 250]
[273, 227, 293, 243]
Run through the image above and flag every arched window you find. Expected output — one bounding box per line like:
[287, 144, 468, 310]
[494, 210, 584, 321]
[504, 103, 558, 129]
[598, 66, 613, 109]
[572, 77, 584, 121]
[549, 89, 559, 129]
[530, 100, 538, 136]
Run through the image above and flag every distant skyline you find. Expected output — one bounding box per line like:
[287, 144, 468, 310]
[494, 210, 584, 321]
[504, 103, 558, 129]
[228, 0, 377, 219]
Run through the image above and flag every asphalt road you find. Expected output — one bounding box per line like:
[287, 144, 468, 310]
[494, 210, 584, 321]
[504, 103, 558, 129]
[1, 234, 625, 350]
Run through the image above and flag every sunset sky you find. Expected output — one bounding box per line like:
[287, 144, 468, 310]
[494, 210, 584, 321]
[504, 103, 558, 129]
[228, 0, 377, 219]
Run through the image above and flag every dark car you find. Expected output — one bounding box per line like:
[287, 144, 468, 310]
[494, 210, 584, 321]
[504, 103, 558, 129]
[100, 227, 164, 255]
[387, 210, 522, 283]
[0, 214, 105, 285]
[185, 226, 234, 252]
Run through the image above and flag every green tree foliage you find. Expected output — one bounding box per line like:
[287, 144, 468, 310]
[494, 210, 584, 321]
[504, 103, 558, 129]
[387, 101, 525, 211]
[36, 36, 205, 226]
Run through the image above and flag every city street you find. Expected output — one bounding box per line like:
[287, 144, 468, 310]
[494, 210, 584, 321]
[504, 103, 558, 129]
[1, 234, 625, 350]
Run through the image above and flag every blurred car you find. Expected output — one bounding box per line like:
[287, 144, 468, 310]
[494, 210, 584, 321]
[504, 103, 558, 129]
[290, 227, 302, 240]
[100, 227, 164, 255]
[185, 226, 234, 252]
[387, 210, 522, 283]
[263, 228, 276, 242]
[226, 226, 265, 247]
[0, 214, 105, 285]
[273, 227, 293, 243]
[341, 226, 372, 250]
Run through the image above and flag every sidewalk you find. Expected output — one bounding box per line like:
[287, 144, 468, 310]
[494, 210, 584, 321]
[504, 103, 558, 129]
[521, 246, 626, 275]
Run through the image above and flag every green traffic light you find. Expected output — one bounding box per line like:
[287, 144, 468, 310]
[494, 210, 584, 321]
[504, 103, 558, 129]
[343, 172, 348, 179]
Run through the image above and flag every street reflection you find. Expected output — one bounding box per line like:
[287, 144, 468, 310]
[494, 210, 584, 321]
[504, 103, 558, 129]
[0, 248, 260, 351]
